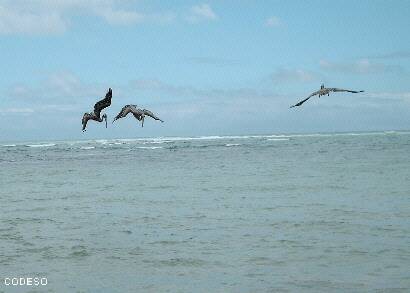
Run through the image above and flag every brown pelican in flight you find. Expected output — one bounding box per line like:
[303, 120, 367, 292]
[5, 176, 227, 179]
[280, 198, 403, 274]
[290, 84, 364, 108]
[112, 105, 163, 127]
[82, 88, 112, 131]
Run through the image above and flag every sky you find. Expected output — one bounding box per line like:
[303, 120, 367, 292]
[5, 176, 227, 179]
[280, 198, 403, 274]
[1, 0, 410, 141]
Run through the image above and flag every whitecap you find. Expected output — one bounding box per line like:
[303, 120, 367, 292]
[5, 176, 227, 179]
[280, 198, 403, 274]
[80, 146, 95, 150]
[25, 143, 56, 148]
[225, 143, 241, 147]
[267, 138, 289, 141]
[95, 139, 109, 144]
[136, 146, 163, 150]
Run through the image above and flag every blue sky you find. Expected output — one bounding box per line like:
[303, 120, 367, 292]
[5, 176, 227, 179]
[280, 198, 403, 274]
[1, 0, 410, 141]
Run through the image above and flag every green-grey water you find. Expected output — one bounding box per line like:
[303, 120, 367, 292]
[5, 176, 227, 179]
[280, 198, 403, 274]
[1, 132, 409, 292]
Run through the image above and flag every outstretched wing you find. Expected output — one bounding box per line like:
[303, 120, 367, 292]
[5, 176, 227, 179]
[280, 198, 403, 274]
[329, 88, 364, 94]
[290, 90, 320, 108]
[82, 113, 91, 131]
[94, 88, 112, 118]
[142, 109, 164, 122]
[113, 104, 133, 122]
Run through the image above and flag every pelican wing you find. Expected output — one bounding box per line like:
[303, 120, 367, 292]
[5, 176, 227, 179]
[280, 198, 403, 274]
[290, 90, 320, 108]
[142, 109, 164, 122]
[94, 88, 112, 118]
[82, 113, 91, 131]
[329, 88, 364, 94]
[113, 104, 136, 123]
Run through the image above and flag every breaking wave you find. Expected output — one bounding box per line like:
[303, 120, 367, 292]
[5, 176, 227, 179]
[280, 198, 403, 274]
[25, 143, 56, 148]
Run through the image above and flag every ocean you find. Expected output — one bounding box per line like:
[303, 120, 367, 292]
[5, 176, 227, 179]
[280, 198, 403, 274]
[0, 131, 409, 292]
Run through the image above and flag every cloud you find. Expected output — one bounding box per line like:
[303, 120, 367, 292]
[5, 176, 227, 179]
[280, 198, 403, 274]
[0, 1, 220, 35]
[0, 5, 67, 35]
[0, 1, 175, 35]
[187, 56, 239, 66]
[265, 16, 282, 27]
[271, 68, 321, 83]
[96, 8, 176, 25]
[364, 91, 410, 103]
[319, 59, 404, 74]
[133, 78, 277, 101]
[370, 50, 410, 59]
[5, 73, 282, 119]
[6, 71, 106, 107]
[186, 3, 217, 23]
[132, 78, 293, 119]
[96, 9, 145, 25]
[0, 108, 34, 114]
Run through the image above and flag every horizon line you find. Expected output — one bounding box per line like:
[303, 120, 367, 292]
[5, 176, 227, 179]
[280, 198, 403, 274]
[1, 129, 409, 144]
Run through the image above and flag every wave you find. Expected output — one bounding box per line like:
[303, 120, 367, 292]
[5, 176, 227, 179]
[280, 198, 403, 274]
[95, 139, 109, 145]
[145, 132, 397, 142]
[267, 138, 290, 141]
[143, 140, 171, 144]
[137, 147, 163, 150]
[80, 146, 95, 150]
[225, 143, 241, 147]
[25, 143, 56, 148]
[9, 131, 408, 149]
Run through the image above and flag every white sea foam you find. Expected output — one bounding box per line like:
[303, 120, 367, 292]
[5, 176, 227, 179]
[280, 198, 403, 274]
[267, 138, 290, 141]
[137, 147, 163, 150]
[80, 146, 95, 150]
[225, 143, 241, 147]
[25, 143, 56, 148]
[12, 131, 408, 150]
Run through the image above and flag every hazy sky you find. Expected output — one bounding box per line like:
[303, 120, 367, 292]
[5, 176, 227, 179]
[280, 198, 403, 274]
[1, 0, 410, 141]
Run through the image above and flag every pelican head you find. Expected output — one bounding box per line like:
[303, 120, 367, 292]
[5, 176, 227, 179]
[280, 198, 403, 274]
[102, 113, 108, 128]
[320, 84, 325, 89]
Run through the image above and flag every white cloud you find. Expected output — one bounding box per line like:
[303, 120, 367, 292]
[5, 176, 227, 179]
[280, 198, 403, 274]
[97, 9, 145, 25]
[271, 68, 320, 83]
[370, 50, 410, 59]
[265, 16, 281, 27]
[133, 78, 275, 101]
[0, 0, 176, 35]
[188, 56, 239, 66]
[365, 92, 410, 103]
[0, 5, 67, 35]
[0, 1, 220, 35]
[186, 3, 217, 23]
[96, 7, 176, 25]
[7, 71, 105, 104]
[0, 108, 34, 114]
[319, 59, 403, 74]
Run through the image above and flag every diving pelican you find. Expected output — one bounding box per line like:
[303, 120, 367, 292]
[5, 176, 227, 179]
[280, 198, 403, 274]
[290, 84, 364, 108]
[82, 88, 112, 131]
[112, 105, 164, 127]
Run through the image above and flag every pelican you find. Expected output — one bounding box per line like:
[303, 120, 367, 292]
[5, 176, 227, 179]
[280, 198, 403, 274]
[290, 84, 364, 108]
[112, 105, 164, 127]
[82, 88, 112, 131]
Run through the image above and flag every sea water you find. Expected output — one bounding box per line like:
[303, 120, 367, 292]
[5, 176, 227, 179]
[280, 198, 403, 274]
[0, 131, 409, 292]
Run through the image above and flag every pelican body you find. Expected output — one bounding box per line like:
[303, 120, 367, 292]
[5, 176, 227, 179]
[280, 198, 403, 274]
[290, 84, 364, 108]
[112, 105, 163, 127]
[82, 88, 112, 131]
